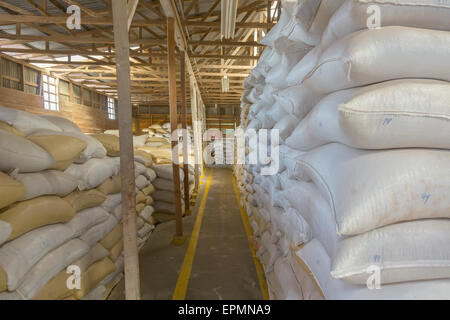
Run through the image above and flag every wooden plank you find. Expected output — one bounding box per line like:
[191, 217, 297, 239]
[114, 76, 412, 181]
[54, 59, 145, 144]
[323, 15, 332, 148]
[0, 32, 166, 45]
[167, 17, 184, 238]
[190, 75, 200, 190]
[112, 0, 140, 300]
[0, 14, 163, 26]
[127, 0, 140, 31]
[180, 51, 190, 214]
[185, 21, 275, 29]
[190, 54, 259, 60]
[188, 40, 265, 47]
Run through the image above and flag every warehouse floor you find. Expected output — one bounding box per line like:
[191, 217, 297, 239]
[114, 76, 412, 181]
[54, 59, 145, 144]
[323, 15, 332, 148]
[109, 168, 264, 300]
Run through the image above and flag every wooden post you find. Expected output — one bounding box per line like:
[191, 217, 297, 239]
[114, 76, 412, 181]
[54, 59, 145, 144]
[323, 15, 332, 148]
[180, 51, 190, 214]
[167, 17, 186, 245]
[112, 0, 140, 300]
[190, 76, 200, 190]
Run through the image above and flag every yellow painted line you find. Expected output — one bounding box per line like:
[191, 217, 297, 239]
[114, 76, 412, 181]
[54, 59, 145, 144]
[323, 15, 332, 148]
[172, 168, 214, 300]
[232, 177, 270, 300]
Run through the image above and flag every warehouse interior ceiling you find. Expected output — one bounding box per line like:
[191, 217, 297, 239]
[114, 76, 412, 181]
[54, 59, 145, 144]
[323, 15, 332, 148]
[0, 0, 280, 117]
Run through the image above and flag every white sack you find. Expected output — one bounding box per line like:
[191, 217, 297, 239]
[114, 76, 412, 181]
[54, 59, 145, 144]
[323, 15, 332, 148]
[0, 220, 12, 247]
[65, 206, 110, 237]
[0, 130, 55, 173]
[135, 175, 150, 190]
[303, 26, 450, 95]
[133, 135, 148, 148]
[80, 215, 117, 247]
[14, 170, 82, 200]
[273, 257, 303, 300]
[0, 224, 73, 291]
[297, 239, 450, 300]
[16, 239, 89, 299]
[153, 164, 184, 181]
[0, 106, 61, 134]
[65, 158, 116, 189]
[291, 143, 450, 235]
[138, 223, 153, 239]
[139, 206, 154, 221]
[287, 79, 450, 150]
[319, 0, 450, 55]
[41, 115, 82, 133]
[265, 43, 311, 89]
[286, 48, 320, 87]
[331, 219, 450, 285]
[100, 193, 122, 213]
[144, 168, 157, 182]
[285, 0, 345, 46]
[134, 162, 147, 177]
[82, 284, 106, 300]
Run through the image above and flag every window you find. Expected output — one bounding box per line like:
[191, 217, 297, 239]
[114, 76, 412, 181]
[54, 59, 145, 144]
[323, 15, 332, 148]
[58, 79, 70, 103]
[42, 74, 59, 111]
[139, 105, 150, 114]
[107, 97, 116, 120]
[72, 84, 81, 104]
[92, 92, 107, 110]
[82, 88, 91, 107]
[24, 67, 40, 95]
[2, 58, 23, 91]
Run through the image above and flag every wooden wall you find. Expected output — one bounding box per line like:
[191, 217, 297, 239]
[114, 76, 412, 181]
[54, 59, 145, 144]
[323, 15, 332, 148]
[0, 87, 118, 133]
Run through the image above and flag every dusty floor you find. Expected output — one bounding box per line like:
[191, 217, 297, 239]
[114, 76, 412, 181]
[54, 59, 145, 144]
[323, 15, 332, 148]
[109, 167, 262, 300]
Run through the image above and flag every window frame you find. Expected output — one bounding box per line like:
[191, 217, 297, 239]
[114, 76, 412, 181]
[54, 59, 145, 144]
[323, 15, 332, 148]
[42, 74, 59, 111]
[107, 97, 116, 120]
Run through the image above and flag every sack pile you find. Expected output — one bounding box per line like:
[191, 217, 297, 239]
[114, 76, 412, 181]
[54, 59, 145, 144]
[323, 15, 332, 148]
[236, 0, 450, 300]
[0, 106, 157, 300]
[212, 139, 234, 165]
[136, 122, 195, 165]
[152, 164, 195, 223]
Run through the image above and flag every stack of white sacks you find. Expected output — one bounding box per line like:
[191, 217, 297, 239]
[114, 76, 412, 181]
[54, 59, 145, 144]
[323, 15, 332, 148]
[0, 106, 157, 300]
[107, 122, 196, 223]
[212, 139, 234, 165]
[236, 0, 450, 299]
[133, 122, 195, 166]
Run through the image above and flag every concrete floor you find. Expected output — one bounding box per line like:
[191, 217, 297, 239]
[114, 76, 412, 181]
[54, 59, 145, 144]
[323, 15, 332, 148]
[109, 167, 262, 300]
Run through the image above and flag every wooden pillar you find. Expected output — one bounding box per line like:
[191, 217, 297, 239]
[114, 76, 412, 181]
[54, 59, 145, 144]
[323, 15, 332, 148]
[167, 17, 185, 245]
[180, 51, 190, 214]
[190, 75, 200, 190]
[112, 0, 140, 300]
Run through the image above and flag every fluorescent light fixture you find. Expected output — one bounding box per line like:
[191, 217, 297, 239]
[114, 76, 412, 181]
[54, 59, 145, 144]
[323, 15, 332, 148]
[221, 75, 230, 92]
[221, 0, 239, 39]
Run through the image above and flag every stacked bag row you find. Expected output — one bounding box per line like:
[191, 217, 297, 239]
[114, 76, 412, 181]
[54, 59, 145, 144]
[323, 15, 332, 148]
[236, 0, 450, 300]
[0, 106, 157, 300]
[152, 164, 195, 223]
[107, 122, 196, 223]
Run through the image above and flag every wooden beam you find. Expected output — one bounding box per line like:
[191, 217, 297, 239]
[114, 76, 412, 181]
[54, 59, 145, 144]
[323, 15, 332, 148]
[0, 32, 166, 45]
[190, 54, 259, 60]
[180, 50, 190, 215]
[127, 0, 140, 31]
[112, 0, 140, 300]
[185, 21, 276, 29]
[189, 75, 199, 189]
[0, 13, 163, 26]
[184, 0, 199, 17]
[189, 40, 265, 47]
[167, 17, 184, 243]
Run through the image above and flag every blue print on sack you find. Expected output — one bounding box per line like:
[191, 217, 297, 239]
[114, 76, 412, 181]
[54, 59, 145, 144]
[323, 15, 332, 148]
[383, 118, 392, 125]
[373, 255, 381, 262]
[421, 193, 431, 204]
